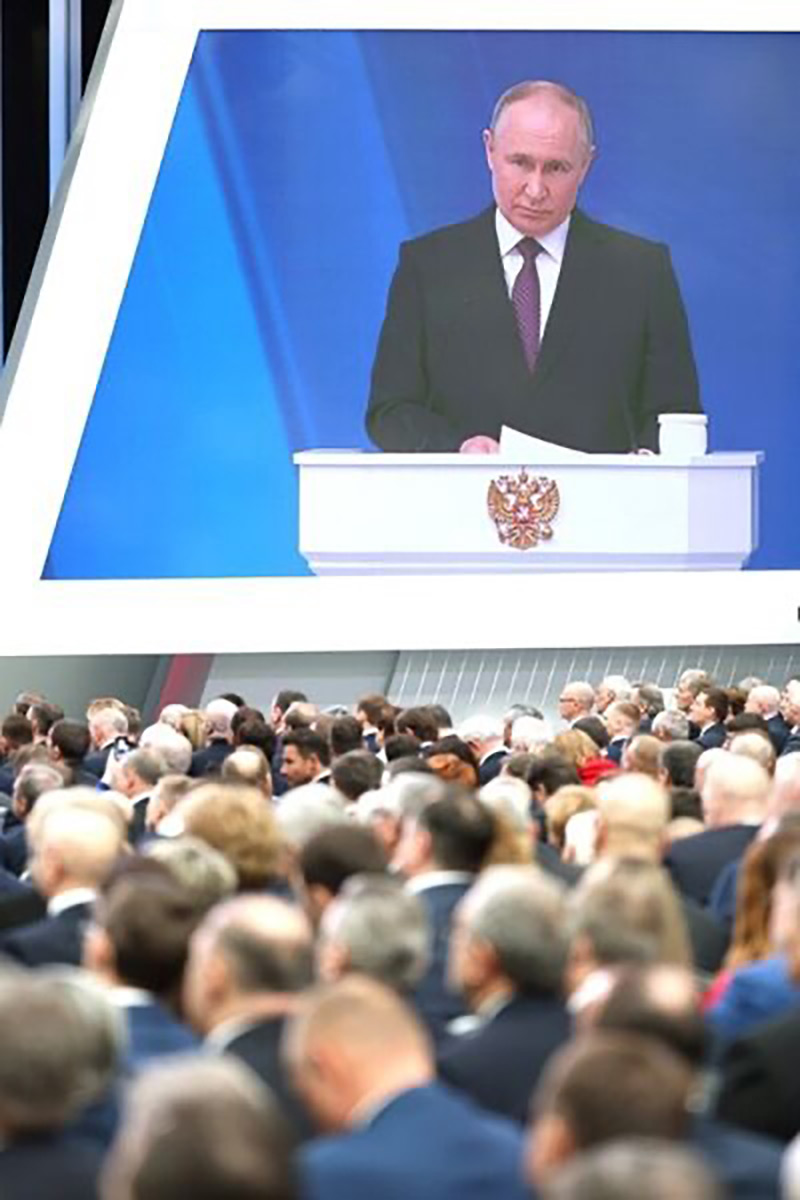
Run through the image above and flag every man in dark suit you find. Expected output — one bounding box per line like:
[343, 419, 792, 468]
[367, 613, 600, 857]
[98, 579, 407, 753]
[1, 805, 124, 967]
[0, 761, 66, 877]
[183, 893, 315, 1140]
[458, 715, 508, 786]
[743, 684, 791, 755]
[690, 687, 730, 751]
[779, 680, 800, 757]
[367, 80, 699, 455]
[396, 790, 495, 1041]
[716, 1006, 800, 1144]
[83, 704, 131, 779]
[189, 698, 237, 778]
[438, 865, 571, 1123]
[286, 975, 531, 1200]
[665, 753, 767, 907]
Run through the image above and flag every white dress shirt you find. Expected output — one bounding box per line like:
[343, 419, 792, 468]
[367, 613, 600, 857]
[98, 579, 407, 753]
[495, 208, 571, 342]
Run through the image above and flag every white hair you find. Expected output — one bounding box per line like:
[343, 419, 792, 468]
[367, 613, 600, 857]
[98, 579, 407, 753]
[599, 675, 633, 701]
[509, 715, 552, 752]
[275, 784, 348, 849]
[746, 684, 780, 716]
[158, 703, 190, 730]
[457, 714, 504, 745]
[479, 777, 533, 835]
[138, 723, 193, 774]
[204, 698, 238, 738]
[563, 809, 599, 866]
[90, 706, 128, 739]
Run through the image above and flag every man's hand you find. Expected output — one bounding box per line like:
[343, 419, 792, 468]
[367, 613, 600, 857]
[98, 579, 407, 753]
[459, 435, 500, 454]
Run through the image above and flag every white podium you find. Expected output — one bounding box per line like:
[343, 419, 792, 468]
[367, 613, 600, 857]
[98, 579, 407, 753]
[293, 451, 763, 575]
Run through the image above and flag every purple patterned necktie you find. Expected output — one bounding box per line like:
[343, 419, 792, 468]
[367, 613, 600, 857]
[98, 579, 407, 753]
[512, 237, 542, 372]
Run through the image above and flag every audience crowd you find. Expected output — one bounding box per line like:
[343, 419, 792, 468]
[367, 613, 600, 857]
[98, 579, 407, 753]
[0, 669, 799, 1197]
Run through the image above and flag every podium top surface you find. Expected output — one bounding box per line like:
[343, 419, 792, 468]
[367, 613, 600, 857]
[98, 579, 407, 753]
[294, 450, 763, 469]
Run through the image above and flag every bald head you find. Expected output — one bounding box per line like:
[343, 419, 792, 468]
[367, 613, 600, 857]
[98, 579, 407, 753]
[701, 753, 771, 829]
[31, 807, 123, 898]
[595, 774, 669, 860]
[183, 895, 313, 1035]
[284, 977, 432, 1131]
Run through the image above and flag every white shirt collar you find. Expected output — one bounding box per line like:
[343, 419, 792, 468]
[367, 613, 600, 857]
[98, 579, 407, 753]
[495, 207, 571, 265]
[406, 870, 474, 895]
[48, 887, 97, 917]
[110, 986, 154, 1008]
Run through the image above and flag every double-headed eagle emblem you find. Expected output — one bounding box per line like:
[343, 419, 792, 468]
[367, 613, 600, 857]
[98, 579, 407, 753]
[487, 469, 560, 550]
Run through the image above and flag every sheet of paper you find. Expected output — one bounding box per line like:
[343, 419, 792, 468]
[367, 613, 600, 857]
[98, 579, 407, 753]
[499, 424, 590, 462]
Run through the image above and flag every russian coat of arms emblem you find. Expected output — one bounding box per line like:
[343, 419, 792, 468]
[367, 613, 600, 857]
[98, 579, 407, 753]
[486, 470, 560, 550]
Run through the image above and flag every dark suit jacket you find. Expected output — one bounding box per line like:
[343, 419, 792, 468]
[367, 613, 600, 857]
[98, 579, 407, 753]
[0, 871, 46, 933]
[0, 1132, 102, 1200]
[189, 739, 233, 778]
[0, 900, 93, 967]
[125, 1000, 198, 1070]
[665, 824, 758, 907]
[781, 729, 800, 757]
[682, 896, 729, 976]
[0, 825, 28, 877]
[83, 743, 116, 778]
[478, 749, 508, 787]
[716, 1006, 800, 1143]
[697, 722, 728, 750]
[690, 1114, 782, 1200]
[222, 1016, 314, 1141]
[413, 879, 473, 1042]
[606, 737, 627, 766]
[437, 992, 570, 1123]
[367, 207, 699, 453]
[300, 1082, 530, 1200]
[766, 713, 790, 755]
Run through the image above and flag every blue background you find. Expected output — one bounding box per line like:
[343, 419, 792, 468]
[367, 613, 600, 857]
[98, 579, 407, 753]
[44, 30, 800, 577]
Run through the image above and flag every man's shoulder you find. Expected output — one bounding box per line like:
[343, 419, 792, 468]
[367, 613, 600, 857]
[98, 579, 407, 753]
[401, 208, 496, 258]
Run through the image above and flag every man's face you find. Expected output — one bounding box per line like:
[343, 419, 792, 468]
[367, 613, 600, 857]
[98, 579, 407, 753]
[784, 684, 800, 728]
[282, 746, 317, 789]
[558, 692, 580, 722]
[595, 686, 613, 714]
[675, 684, 696, 713]
[483, 94, 593, 239]
[690, 693, 713, 728]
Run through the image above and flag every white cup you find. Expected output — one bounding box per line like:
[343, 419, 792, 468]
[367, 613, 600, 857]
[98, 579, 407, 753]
[658, 413, 708, 459]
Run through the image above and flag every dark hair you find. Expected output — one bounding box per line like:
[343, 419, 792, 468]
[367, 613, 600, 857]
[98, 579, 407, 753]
[384, 734, 421, 762]
[98, 875, 202, 998]
[427, 704, 453, 730]
[423, 735, 479, 773]
[726, 687, 748, 718]
[356, 693, 389, 726]
[1, 714, 33, 749]
[725, 712, 769, 735]
[49, 719, 91, 764]
[636, 684, 665, 719]
[386, 755, 436, 778]
[331, 751, 383, 801]
[526, 754, 580, 801]
[218, 692, 247, 708]
[573, 716, 610, 751]
[27, 702, 64, 737]
[701, 688, 729, 724]
[299, 825, 387, 898]
[282, 728, 331, 768]
[661, 741, 702, 789]
[418, 791, 495, 872]
[231, 706, 266, 735]
[233, 717, 276, 761]
[395, 706, 439, 744]
[669, 788, 702, 822]
[274, 689, 307, 715]
[535, 1031, 692, 1149]
[330, 716, 364, 758]
[596, 967, 707, 1069]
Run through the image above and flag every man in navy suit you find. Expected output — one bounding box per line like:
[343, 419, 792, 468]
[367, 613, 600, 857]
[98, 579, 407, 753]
[285, 975, 531, 1200]
[593, 963, 784, 1199]
[458, 715, 508, 786]
[395, 789, 495, 1041]
[83, 704, 131, 779]
[0, 761, 66, 878]
[183, 893, 315, 1140]
[2, 804, 124, 967]
[189, 698, 237, 778]
[367, 81, 699, 455]
[690, 687, 730, 751]
[744, 684, 791, 755]
[84, 870, 200, 1070]
[665, 753, 767, 907]
[439, 865, 570, 1123]
[780, 680, 800, 757]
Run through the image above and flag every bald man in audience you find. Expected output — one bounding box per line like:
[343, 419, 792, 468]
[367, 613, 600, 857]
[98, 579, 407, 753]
[284, 975, 530, 1200]
[1, 802, 123, 966]
[183, 893, 314, 1139]
[665, 754, 768, 907]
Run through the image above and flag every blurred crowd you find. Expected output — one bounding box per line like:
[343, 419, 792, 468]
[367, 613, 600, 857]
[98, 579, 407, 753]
[0, 668, 798, 1198]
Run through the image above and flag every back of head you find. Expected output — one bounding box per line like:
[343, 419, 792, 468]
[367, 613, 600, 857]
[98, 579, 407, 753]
[275, 783, 348, 851]
[571, 716, 609, 751]
[701, 753, 770, 828]
[480, 775, 534, 836]
[0, 970, 123, 1137]
[729, 730, 777, 776]
[49, 718, 92, 762]
[209, 895, 314, 995]
[180, 783, 282, 888]
[652, 710, 691, 743]
[533, 1030, 692, 1153]
[552, 730, 598, 769]
[594, 963, 706, 1069]
[460, 865, 567, 995]
[418, 790, 495, 872]
[396, 706, 439, 744]
[319, 874, 430, 993]
[102, 1056, 295, 1200]
[596, 774, 668, 858]
[569, 859, 691, 972]
[331, 750, 384, 802]
[31, 803, 125, 892]
[203, 698, 238, 739]
[330, 715, 364, 758]
[545, 786, 596, 851]
[138, 725, 193, 775]
[221, 748, 273, 796]
[299, 824, 387, 899]
[541, 1139, 722, 1200]
[661, 740, 702, 788]
[622, 735, 662, 779]
[528, 754, 581, 799]
[144, 836, 238, 912]
[96, 874, 202, 997]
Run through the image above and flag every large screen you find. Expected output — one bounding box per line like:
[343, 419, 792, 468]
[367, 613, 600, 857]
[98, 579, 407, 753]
[0, 2, 797, 654]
